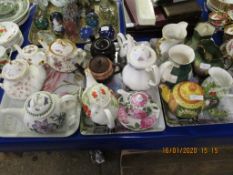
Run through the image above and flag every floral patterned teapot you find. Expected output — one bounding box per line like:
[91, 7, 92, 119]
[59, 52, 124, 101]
[81, 69, 119, 129]
[39, 39, 87, 72]
[0, 59, 46, 100]
[117, 89, 160, 131]
[0, 91, 78, 134]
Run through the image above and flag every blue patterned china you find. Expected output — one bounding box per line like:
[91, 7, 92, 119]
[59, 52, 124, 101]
[80, 26, 94, 41]
[50, 12, 65, 36]
[98, 25, 115, 40]
[86, 12, 99, 28]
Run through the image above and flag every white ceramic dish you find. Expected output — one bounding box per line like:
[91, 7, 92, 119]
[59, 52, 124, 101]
[0, 68, 84, 137]
[0, 94, 81, 137]
[0, 0, 30, 23]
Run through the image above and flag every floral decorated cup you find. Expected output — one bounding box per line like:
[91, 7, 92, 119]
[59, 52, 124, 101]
[0, 91, 78, 134]
[117, 89, 160, 131]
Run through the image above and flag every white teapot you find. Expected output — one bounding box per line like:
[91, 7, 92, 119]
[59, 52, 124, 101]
[0, 91, 78, 134]
[39, 39, 87, 72]
[122, 45, 160, 91]
[117, 33, 136, 58]
[81, 69, 119, 129]
[0, 59, 46, 100]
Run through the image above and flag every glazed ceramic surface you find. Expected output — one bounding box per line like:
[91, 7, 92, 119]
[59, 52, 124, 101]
[117, 33, 136, 58]
[122, 45, 160, 91]
[117, 90, 160, 131]
[14, 44, 47, 65]
[0, 59, 46, 100]
[160, 44, 195, 85]
[0, 0, 29, 24]
[0, 91, 78, 134]
[81, 69, 119, 129]
[160, 82, 204, 119]
[194, 39, 224, 77]
[39, 39, 87, 72]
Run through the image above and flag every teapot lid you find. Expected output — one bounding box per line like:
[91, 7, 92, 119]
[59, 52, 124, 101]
[93, 37, 111, 51]
[50, 39, 74, 57]
[89, 56, 111, 73]
[89, 84, 111, 107]
[173, 82, 204, 108]
[25, 91, 55, 117]
[129, 92, 150, 108]
[1, 59, 29, 80]
[127, 46, 156, 69]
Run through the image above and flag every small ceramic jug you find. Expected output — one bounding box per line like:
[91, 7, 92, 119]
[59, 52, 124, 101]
[122, 45, 160, 91]
[156, 22, 188, 60]
[81, 69, 119, 129]
[39, 39, 87, 72]
[117, 33, 136, 58]
[159, 44, 195, 85]
[0, 91, 77, 134]
[0, 59, 46, 100]
[14, 44, 46, 65]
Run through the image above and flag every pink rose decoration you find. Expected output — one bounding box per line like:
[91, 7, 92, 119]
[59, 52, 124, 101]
[133, 109, 148, 119]
[117, 106, 129, 124]
[131, 92, 148, 107]
[140, 116, 156, 129]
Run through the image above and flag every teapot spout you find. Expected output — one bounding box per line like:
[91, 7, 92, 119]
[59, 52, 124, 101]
[84, 68, 97, 89]
[104, 109, 115, 129]
[159, 84, 171, 103]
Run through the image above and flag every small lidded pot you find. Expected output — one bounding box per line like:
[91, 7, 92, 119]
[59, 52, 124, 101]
[89, 56, 121, 82]
[90, 37, 116, 61]
[117, 89, 160, 131]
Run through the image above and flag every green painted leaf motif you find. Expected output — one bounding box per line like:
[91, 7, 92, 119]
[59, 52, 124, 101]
[145, 107, 152, 115]
[135, 123, 140, 129]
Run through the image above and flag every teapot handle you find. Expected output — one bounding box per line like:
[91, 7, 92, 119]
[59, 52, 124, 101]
[117, 33, 127, 48]
[60, 94, 78, 112]
[159, 61, 178, 84]
[104, 109, 115, 129]
[14, 44, 24, 56]
[146, 65, 160, 87]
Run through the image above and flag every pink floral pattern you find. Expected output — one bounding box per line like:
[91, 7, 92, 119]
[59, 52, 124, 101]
[117, 106, 129, 124]
[140, 116, 156, 129]
[130, 109, 147, 119]
[130, 92, 148, 107]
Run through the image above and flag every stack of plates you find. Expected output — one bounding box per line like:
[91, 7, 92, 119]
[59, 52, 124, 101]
[0, 22, 24, 49]
[207, 0, 233, 12]
[0, 0, 30, 26]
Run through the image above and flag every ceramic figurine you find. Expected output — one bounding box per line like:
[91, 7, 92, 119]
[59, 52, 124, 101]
[160, 82, 204, 119]
[98, 25, 115, 40]
[122, 45, 160, 91]
[39, 39, 87, 72]
[89, 56, 121, 82]
[90, 36, 116, 61]
[159, 44, 195, 85]
[117, 89, 160, 131]
[0, 91, 78, 134]
[85, 12, 99, 28]
[81, 69, 119, 129]
[117, 33, 136, 58]
[80, 26, 94, 41]
[0, 59, 46, 100]
[156, 22, 188, 60]
[14, 44, 46, 65]
[193, 39, 224, 77]
[50, 12, 65, 36]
